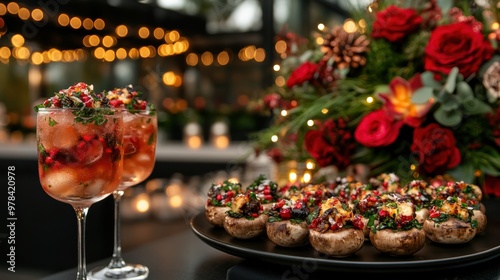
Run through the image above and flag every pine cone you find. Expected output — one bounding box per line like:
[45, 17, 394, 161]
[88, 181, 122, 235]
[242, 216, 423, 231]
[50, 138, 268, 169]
[321, 26, 370, 70]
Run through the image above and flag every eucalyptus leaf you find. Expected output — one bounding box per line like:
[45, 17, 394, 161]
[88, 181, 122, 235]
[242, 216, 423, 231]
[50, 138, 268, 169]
[434, 107, 462, 126]
[440, 95, 460, 111]
[411, 87, 434, 103]
[444, 67, 459, 93]
[421, 71, 441, 88]
[456, 81, 474, 102]
[462, 99, 493, 115]
[447, 163, 475, 183]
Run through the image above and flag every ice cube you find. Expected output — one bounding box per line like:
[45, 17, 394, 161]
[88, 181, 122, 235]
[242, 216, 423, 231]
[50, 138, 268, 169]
[74, 139, 103, 165]
[52, 126, 79, 149]
[42, 168, 79, 197]
[124, 141, 137, 155]
[136, 154, 151, 163]
[84, 179, 105, 197]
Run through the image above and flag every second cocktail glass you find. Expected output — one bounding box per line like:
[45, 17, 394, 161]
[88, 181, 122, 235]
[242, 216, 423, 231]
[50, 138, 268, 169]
[89, 108, 157, 280]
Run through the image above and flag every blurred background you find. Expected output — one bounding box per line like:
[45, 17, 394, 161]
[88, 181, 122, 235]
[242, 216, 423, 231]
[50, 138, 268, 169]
[0, 0, 366, 278]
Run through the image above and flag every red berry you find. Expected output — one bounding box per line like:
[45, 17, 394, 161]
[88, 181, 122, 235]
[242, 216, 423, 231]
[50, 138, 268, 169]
[279, 208, 291, 219]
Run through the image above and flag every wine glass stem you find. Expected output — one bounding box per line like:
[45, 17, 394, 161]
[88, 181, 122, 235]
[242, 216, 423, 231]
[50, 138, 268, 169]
[109, 190, 126, 268]
[74, 207, 89, 280]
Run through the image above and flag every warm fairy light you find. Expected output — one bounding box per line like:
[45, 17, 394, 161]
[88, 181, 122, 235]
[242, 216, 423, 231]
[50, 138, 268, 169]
[14, 46, 30, 60]
[275, 76, 285, 87]
[492, 22, 499, 30]
[88, 35, 100, 46]
[7, 2, 19, 14]
[134, 193, 150, 213]
[58, 13, 69, 26]
[186, 136, 202, 149]
[104, 49, 115, 62]
[217, 51, 229, 65]
[166, 183, 181, 196]
[271, 135, 278, 142]
[186, 53, 198, 66]
[410, 164, 416, 171]
[302, 172, 311, 183]
[94, 18, 105, 30]
[82, 18, 93, 30]
[307, 119, 314, 126]
[280, 110, 287, 117]
[315, 37, 324, 45]
[275, 40, 287, 54]
[128, 48, 139, 59]
[70, 17, 82, 29]
[138, 26, 150, 38]
[139, 46, 150, 58]
[289, 170, 298, 182]
[317, 23, 325, 31]
[321, 108, 329, 114]
[94, 47, 105, 59]
[366, 96, 374, 103]
[162, 71, 176, 85]
[154, 27, 165, 39]
[168, 30, 180, 42]
[474, 170, 482, 177]
[306, 160, 315, 170]
[213, 135, 229, 149]
[343, 19, 357, 33]
[201, 51, 213, 66]
[115, 25, 128, 37]
[169, 195, 183, 208]
[18, 7, 30, 20]
[254, 48, 266, 62]
[116, 48, 127, 59]
[31, 52, 43, 65]
[102, 35, 116, 48]
[359, 19, 366, 29]
[273, 64, 280, 71]
[0, 4, 6, 15]
[0, 47, 11, 59]
[11, 34, 24, 47]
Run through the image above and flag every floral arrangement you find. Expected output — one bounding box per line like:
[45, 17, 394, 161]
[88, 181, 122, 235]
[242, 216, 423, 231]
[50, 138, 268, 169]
[251, 0, 500, 196]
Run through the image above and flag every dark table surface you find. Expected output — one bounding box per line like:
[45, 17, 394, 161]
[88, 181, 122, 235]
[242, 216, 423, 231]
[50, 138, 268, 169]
[40, 199, 500, 280]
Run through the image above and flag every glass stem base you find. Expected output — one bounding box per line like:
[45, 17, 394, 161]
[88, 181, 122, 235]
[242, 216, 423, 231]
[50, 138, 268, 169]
[88, 189, 149, 280]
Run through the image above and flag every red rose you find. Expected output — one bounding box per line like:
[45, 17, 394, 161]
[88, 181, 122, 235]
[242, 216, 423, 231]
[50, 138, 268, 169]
[286, 61, 318, 88]
[371, 5, 422, 42]
[424, 21, 494, 78]
[304, 119, 355, 169]
[411, 123, 461, 175]
[354, 110, 404, 147]
[304, 130, 337, 167]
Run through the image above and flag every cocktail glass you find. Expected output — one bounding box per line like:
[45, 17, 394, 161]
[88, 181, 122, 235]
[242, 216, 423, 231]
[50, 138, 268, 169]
[89, 109, 157, 280]
[36, 107, 124, 280]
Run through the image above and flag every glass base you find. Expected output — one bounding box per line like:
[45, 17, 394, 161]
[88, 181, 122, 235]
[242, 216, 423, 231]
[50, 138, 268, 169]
[88, 263, 149, 280]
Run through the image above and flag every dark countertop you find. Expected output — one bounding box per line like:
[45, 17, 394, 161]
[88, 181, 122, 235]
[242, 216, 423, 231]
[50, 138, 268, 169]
[39, 199, 500, 280]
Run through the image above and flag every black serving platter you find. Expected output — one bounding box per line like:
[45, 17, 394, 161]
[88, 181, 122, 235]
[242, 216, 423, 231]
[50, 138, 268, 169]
[190, 199, 500, 273]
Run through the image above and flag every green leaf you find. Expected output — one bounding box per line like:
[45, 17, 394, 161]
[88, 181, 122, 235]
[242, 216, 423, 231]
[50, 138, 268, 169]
[440, 95, 460, 111]
[447, 163, 475, 183]
[411, 87, 434, 103]
[462, 99, 493, 115]
[421, 71, 441, 88]
[456, 81, 474, 102]
[434, 107, 462, 127]
[373, 85, 389, 95]
[444, 67, 459, 93]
